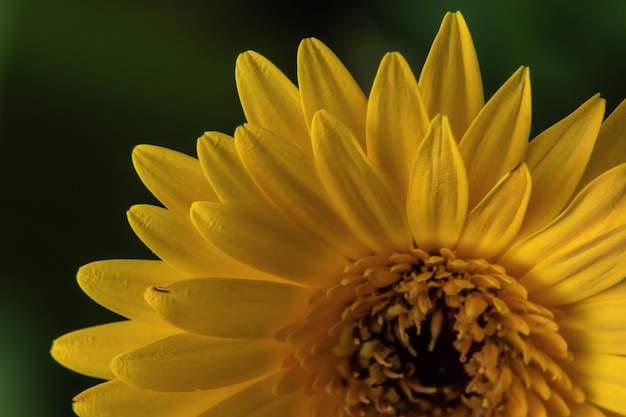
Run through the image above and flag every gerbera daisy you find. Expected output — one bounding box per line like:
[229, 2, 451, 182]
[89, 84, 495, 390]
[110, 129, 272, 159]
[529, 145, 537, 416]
[52, 11, 626, 417]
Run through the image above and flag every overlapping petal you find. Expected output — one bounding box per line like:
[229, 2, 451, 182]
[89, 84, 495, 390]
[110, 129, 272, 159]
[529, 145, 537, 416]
[197, 374, 311, 417]
[560, 280, 626, 331]
[236, 51, 311, 153]
[112, 333, 291, 391]
[499, 164, 626, 278]
[311, 110, 412, 253]
[406, 115, 468, 252]
[580, 98, 626, 188]
[73, 379, 251, 417]
[190, 202, 347, 286]
[520, 95, 604, 236]
[197, 131, 274, 209]
[459, 67, 531, 207]
[566, 353, 626, 415]
[144, 277, 315, 338]
[235, 123, 369, 260]
[456, 163, 531, 259]
[127, 204, 274, 280]
[418, 11, 484, 140]
[298, 38, 367, 147]
[521, 225, 626, 306]
[132, 144, 219, 213]
[51, 321, 178, 379]
[77, 259, 185, 324]
[366, 52, 430, 200]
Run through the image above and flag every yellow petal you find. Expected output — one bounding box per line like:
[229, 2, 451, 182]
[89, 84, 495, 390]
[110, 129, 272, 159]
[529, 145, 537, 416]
[73, 379, 250, 417]
[406, 115, 468, 252]
[418, 11, 484, 140]
[567, 402, 611, 417]
[568, 353, 626, 415]
[298, 38, 367, 147]
[196, 131, 274, 209]
[112, 333, 290, 391]
[562, 326, 626, 355]
[366, 52, 430, 200]
[144, 277, 314, 338]
[459, 67, 531, 208]
[197, 374, 313, 417]
[520, 95, 605, 236]
[132, 144, 218, 214]
[77, 259, 185, 324]
[523, 225, 626, 306]
[311, 110, 412, 253]
[456, 163, 531, 259]
[499, 164, 626, 277]
[560, 280, 626, 330]
[51, 321, 178, 380]
[235, 51, 311, 153]
[580, 98, 626, 188]
[190, 201, 346, 286]
[127, 204, 273, 280]
[235, 123, 369, 260]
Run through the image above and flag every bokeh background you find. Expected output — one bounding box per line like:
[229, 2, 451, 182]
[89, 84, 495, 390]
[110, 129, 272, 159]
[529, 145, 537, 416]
[1, 0, 625, 415]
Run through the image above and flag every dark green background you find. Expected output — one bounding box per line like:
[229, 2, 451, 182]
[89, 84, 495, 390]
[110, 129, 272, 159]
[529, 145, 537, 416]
[1, 1, 625, 416]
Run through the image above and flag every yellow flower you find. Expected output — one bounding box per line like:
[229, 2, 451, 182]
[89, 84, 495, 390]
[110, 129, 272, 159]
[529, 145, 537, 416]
[52, 11, 626, 417]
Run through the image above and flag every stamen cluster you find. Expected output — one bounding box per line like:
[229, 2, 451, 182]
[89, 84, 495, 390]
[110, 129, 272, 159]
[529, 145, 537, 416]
[280, 248, 582, 417]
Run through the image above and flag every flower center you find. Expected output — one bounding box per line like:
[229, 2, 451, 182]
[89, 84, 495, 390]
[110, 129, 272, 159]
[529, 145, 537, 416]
[279, 248, 584, 417]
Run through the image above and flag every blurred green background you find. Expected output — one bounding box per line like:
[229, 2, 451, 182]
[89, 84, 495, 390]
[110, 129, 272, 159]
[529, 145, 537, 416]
[1, 0, 625, 416]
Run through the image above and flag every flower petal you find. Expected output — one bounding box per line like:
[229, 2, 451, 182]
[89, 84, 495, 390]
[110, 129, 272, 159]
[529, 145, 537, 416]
[520, 95, 605, 236]
[418, 11, 484, 140]
[567, 353, 626, 415]
[499, 163, 626, 277]
[73, 379, 250, 417]
[311, 110, 412, 253]
[235, 51, 311, 153]
[190, 201, 346, 286]
[562, 326, 626, 355]
[523, 226, 626, 306]
[51, 321, 178, 380]
[132, 144, 218, 214]
[298, 38, 367, 147]
[580, 98, 626, 188]
[406, 115, 468, 252]
[235, 123, 369, 260]
[568, 402, 614, 417]
[77, 259, 185, 324]
[560, 280, 626, 331]
[366, 52, 430, 200]
[456, 163, 531, 259]
[459, 67, 531, 208]
[76, 259, 185, 324]
[197, 131, 274, 209]
[197, 374, 314, 417]
[112, 333, 290, 391]
[127, 204, 273, 280]
[144, 277, 315, 338]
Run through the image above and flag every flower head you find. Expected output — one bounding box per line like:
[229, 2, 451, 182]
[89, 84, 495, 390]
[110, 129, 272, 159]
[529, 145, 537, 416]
[52, 11, 626, 417]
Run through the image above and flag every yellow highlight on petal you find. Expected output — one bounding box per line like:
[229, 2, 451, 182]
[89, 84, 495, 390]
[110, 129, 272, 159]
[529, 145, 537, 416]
[144, 277, 315, 338]
[367, 52, 430, 201]
[298, 38, 367, 148]
[459, 66, 531, 208]
[235, 51, 311, 153]
[407, 114, 468, 252]
[111, 333, 290, 391]
[419, 11, 484, 140]
[457, 163, 531, 260]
